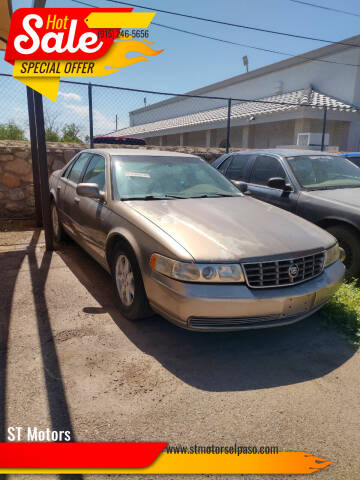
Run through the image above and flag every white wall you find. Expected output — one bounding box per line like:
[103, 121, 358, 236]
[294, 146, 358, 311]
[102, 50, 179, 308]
[130, 46, 360, 127]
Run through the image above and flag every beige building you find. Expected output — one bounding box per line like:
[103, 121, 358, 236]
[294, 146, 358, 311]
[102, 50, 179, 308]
[108, 35, 360, 151]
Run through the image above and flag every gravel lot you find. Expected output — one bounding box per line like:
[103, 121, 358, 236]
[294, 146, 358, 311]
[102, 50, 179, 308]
[0, 228, 359, 480]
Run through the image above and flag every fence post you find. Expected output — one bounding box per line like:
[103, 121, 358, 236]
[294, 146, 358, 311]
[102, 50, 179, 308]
[321, 106, 327, 151]
[88, 82, 94, 148]
[226, 98, 232, 153]
[26, 86, 43, 227]
[29, 89, 53, 251]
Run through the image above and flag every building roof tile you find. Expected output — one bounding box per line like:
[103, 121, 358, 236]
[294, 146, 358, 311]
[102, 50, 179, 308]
[106, 86, 358, 138]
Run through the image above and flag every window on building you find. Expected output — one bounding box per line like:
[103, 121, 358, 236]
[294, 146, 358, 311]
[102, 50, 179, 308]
[83, 154, 106, 191]
[67, 152, 92, 184]
[249, 155, 286, 186]
[226, 154, 252, 181]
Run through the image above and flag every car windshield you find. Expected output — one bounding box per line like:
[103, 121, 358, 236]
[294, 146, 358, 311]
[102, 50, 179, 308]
[111, 155, 242, 200]
[287, 155, 360, 190]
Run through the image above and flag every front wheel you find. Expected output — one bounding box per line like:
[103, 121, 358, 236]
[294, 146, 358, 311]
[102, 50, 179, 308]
[326, 224, 360, 278]
[111, 244, 152, 320]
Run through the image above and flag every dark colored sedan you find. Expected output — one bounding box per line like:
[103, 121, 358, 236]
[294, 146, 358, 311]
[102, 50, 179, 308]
[213, 149, 360, 276]
[94, 136, 146, 145]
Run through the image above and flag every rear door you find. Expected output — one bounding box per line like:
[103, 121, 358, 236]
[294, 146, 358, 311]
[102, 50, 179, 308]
[55, 154, 79, 216]
[224, 154, 253, 188]
[62, 152, 93, 239]
[247, 155, 298, 212]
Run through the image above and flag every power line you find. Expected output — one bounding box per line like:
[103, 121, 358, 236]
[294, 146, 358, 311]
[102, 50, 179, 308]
[288, 0, 360, 18]
[100, 0, 360, 48]
[152, 21, 360, 68]
[70, 0, 360, 67]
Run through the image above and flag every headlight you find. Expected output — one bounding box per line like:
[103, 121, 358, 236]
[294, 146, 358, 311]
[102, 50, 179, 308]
[150, 254, 245, 283]
[324, 243, 340, 267]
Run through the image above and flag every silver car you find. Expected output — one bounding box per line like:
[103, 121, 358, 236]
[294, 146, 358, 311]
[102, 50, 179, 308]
[49, 149, 345, 331]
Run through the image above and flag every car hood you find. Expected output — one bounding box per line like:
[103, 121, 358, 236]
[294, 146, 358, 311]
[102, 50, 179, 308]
[303, 187, 360, 209]
[127, 196, 334, 262]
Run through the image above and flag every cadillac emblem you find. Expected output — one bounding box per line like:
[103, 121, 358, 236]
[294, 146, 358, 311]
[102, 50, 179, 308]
[289, 264, 300, 278]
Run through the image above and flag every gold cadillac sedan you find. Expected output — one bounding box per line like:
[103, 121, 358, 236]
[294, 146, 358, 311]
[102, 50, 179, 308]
[49, 149, 345, 331]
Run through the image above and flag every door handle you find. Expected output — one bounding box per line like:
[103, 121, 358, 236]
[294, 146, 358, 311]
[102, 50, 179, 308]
[74, 196, 80, 204]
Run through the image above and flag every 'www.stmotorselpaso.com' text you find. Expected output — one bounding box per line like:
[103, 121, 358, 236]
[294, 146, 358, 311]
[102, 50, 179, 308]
[166, 444, 279, 455]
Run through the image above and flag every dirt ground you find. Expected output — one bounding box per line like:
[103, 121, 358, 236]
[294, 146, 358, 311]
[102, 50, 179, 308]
[0, 227, 359, 480]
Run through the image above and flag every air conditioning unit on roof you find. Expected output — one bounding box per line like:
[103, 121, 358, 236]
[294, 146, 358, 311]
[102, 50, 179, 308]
[297, 132, 329, 149]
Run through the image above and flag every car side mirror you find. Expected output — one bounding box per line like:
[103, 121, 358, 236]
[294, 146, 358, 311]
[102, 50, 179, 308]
[230, 179, 249, 194]
[76, 183, 105, 201]
[267, 177, 292, 191]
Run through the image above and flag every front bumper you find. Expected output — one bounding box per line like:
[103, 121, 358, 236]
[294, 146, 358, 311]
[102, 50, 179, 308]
[147, 260, 345, 331]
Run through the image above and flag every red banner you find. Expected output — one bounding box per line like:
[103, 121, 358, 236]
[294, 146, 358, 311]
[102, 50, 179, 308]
[5, 8, 132, 63]
[0, 443, 166, 468]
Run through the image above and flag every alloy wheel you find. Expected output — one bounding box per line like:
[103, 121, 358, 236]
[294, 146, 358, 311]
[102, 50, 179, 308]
[115, 254, 135, 307]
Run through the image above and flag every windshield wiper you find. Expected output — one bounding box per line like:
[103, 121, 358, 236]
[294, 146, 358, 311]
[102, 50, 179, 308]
[121, 194, 186, 201]
[191, 193, 237, 198]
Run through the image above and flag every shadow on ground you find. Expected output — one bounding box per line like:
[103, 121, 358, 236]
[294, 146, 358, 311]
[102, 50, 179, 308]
[59, 240, 357, 393]
[0, 230, 82, 480]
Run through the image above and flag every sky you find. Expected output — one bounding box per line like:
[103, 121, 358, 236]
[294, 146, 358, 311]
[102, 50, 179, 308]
[1, 0, 360, 138]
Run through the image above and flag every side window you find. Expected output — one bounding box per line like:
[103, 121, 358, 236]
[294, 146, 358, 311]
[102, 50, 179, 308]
[62, 155, 78, 178]
[226, 154, 251, 181]
[212, 154, 229, 171]
[67, 153, 92, 184]
[218, 156, 232, 174]
[83, 154, 106, 191]
[348, 156, 360, 167]
[249, 155, 286, 186]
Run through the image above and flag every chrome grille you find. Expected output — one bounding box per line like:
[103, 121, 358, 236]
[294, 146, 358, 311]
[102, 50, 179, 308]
[243, 252, 325, 288]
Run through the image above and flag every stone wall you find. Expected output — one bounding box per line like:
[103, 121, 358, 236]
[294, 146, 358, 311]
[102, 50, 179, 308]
[0, 141, 83, 218]
[0, 140, 233, 218]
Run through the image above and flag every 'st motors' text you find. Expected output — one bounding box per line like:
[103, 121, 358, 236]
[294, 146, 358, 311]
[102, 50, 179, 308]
[8, 427, 71, 441]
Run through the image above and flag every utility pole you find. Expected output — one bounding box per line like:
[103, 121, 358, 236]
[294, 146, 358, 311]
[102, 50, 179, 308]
[27, 0, 53, 250]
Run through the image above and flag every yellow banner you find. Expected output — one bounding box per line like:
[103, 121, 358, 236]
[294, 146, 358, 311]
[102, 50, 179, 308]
[13, 39, 163, 101]
[0, 452, 333, 474]
[84, 12, 156, 28]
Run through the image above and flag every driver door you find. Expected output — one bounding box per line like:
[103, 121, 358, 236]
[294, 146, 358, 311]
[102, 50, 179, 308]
[73, 153, 111, 263]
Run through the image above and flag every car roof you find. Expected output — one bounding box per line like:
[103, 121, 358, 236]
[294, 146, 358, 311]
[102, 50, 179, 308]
[82, 148, 200, 158]
[230, 148, 338, 157]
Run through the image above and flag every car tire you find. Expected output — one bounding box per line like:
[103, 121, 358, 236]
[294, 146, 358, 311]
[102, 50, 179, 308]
[51, 200, 64, 249]
[111, 243, 152, 320]
[326, 224, 360, 278]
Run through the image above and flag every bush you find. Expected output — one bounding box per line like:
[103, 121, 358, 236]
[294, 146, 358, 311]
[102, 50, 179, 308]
[61, 123, 82, 143]
[0, 121, 26, 140]
[45, 128, 61, 142]
[323, 279, 360, 345]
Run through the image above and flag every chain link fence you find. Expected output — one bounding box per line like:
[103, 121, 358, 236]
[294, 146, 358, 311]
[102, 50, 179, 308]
[0, 74, 29, 141]
[0, 73, 334, 154]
